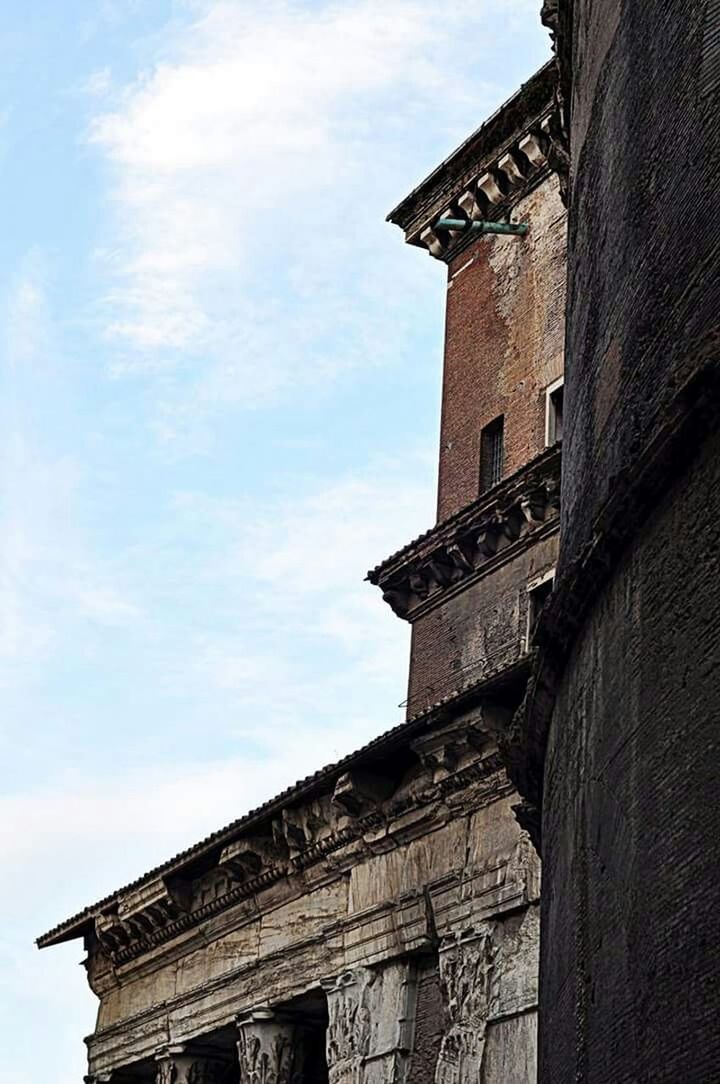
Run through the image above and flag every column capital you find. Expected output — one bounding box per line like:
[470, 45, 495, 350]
[235, 1006, 311, 1084]
[154, 1045, 229, 1084]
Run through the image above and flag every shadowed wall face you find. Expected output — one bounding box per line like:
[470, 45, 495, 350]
[540, 1, 720, 1081]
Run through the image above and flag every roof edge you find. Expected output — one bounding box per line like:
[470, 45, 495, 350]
[36, 669, 513, 950]
[386, 61, 556, 232]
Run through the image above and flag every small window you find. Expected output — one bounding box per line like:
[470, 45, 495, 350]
[545, 378, 564, 445]
[527, 572, 555, 647]
[479, 415, 504, 493]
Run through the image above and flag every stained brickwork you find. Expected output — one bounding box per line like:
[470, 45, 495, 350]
[437, 177, 566, 521]
[407, 533, 557, 717]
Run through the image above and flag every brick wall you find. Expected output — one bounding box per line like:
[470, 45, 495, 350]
[407, 958, 445, 1084]
[407, 534, 558, 717]
[437, 175, 566, 522]
[538, 1, 720, 1081]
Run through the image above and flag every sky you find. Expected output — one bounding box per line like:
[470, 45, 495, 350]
[0, 3, 550, 1081]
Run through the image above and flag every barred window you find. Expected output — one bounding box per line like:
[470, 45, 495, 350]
[479, 415, 504, 493]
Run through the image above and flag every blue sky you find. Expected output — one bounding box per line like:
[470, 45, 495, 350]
[0, 3, 550, 1080]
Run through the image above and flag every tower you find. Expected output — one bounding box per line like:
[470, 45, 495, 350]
[370, 61, 566, 779]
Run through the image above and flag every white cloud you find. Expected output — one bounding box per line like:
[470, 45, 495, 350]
[87, 0, 544, 436]
[167, 452, 433, 721]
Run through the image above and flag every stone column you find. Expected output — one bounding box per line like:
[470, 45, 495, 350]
[155, 1045, 229, 1084]
[235, 1007, 310, 1084]
[323, 963, 417, 1084]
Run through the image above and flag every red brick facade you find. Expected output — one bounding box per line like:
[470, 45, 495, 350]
[438, 176, 566, 521]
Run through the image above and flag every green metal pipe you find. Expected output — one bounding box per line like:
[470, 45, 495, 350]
[436, 217, 528, 237]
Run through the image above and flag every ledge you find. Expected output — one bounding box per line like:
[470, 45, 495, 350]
[387, 62, 557, 263]
[367, 446, 562, 621]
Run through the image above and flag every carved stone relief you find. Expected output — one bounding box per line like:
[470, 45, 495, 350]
[434, 929, 498, 1083]
[323, 963, 417, 1084]
[155, 1046, 230, 1084]
[272, 797, 334, 860]
[236, 1007, 310, 1084]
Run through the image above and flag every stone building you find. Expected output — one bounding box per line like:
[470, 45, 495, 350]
[505, 2, 720, 1082]
[38, 64, 567, 1084]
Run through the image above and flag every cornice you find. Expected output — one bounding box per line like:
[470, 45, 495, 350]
[45, 706, 516, 969]
[386, 64, 557, 263]
[367, 446, 561, 621]
[37, 646, 534, 956]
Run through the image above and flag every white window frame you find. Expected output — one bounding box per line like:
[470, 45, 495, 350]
[545, 376, 565, 447]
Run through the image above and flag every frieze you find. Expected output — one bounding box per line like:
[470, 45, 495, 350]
[368, 447, 561, 621]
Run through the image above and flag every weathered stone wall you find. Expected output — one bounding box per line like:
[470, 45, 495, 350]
[538, 1, 720, 1080]
[437, 176, 566, 521]
[407, 532, 558, 716]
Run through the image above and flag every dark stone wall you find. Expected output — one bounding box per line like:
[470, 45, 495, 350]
[558, 0, 720, 572]
[542, 428, 720, 1082]
[539, 1, 720, 1081]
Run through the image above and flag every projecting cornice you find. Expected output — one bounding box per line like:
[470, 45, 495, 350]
[36, 673, 522, 961]
[367, 446, 561, 621]
[387, 62, 557, 262]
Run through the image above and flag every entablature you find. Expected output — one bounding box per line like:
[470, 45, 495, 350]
[40, 686, 526, 974]
[367, 445, 561, 621]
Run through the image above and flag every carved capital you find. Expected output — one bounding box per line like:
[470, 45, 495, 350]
[236, 1007, 310, 1084]
[155, 1045, 230, 1084]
